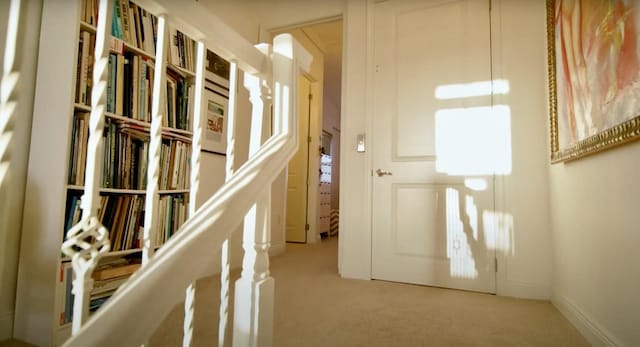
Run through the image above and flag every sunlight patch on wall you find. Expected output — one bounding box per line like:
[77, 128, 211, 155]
[464, 178, 488, 191]
[435, 79, 510, 100]
[435, 105, 512, 176]
[482, 211, 514, 255]
[446, 188, 478, 279]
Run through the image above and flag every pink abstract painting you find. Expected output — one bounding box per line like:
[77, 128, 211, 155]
[554, 0, 640, 149]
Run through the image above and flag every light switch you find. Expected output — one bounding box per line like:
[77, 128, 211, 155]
[356, 134, 366, 152]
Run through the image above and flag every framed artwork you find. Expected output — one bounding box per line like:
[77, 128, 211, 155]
[202, 89, 228, 155]
[547, 0, 640, 163]
[202, 50, 231, 155]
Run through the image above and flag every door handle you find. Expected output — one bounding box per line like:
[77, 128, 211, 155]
[376, 169, 393, 177]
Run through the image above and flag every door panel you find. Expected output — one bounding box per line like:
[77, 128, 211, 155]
[371, 0, 496, 293]
[286, 76, 311, 242]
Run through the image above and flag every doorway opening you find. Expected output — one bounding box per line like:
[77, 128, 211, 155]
[270, 18, 343, 245]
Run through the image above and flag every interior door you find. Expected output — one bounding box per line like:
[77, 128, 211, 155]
[286, 75, 312, 242]
[371, 0, 497, 293]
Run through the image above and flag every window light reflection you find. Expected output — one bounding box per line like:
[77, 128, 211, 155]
[435, 105, 512, 176]
[435, 79, 510, 100]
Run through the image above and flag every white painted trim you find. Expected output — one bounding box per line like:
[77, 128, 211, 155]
[552, 291, 623, 347]
[269, 243, 286, 257]
[497, 280, 549, 300]
[0, 310, 13, 341]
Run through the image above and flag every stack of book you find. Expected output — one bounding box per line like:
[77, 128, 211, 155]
[168, 27, 196, 72]
[159, 138, 191, 190]
[75, 30, 95, 106]
[68, 113, 90, 186]
[58, 257, 141, 325]
[81, 0, 98, 26]
[156, 194, 188, 246]
[102, 120, 150, 190]
[107, 52, 155, 121]
[111, 0, 158, 56]
[63, 193, 145, 252]
[165, 69, 194, 130]
[98, 194, 146, 251]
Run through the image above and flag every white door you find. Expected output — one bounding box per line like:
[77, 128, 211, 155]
[371, 0, 497, 293]
[286, 75, 312, 242]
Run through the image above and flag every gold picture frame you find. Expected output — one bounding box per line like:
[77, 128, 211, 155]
[547, 0, 640, 163]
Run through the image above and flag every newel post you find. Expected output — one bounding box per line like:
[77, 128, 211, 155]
[232, 44, 275, 347]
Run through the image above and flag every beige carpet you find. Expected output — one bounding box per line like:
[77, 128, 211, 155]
[149, 237, 589, 347]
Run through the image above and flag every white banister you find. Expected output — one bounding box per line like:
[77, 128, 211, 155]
[62, 30, 310, 346]
[142, 13, 169, 264]
[220, 61, 239, 347]
[183, 40, 208, 347]
[232, 68, 274, 346]
[60, 0, 113, 334]
[0, 0, 22, 190]
[133, 0, 266, 75]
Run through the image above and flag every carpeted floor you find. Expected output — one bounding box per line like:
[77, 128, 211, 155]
[149, 237, 589, 347]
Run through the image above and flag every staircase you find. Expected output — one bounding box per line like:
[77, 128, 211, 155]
[0, 0, 310, 345]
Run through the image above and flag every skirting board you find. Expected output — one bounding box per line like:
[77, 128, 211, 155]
[552, 292, 622, 347]
[269, 243, 285, 257]
[0, 310, 13, 341]
[497, 280, 550, 300]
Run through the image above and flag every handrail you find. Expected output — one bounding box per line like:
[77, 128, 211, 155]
[63, 33, 308, 346]
[134, 0, 267, 75]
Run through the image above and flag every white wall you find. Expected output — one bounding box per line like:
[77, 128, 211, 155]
[321, 32, 342, 210]
[339, 0, 371, 279]
[491, 0, 552, 299]
[550, 134, 640, 345]
[0, 0, 42, 340]
[201, 0, 343, 247]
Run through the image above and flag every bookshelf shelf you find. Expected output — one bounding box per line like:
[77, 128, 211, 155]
[168, 63, 196, 78]
[74, 103, 92, 112]
[159, 189, 190, 194]
[67, 185, 190, 195]
[79, 20, 96, 34]
[73, 106, 194, 138]
[62, 248, 143, 262]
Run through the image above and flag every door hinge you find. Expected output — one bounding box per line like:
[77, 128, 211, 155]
[308, 93, 313, 100]
[494, 258, 498, 272]
[305, 223, 310, 231]
[308, 135, 312, 143]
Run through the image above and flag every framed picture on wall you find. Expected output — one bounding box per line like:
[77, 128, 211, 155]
[202, 50, 231, 155]
[202, 89, 228, 155]
[547, 0, 640, 163]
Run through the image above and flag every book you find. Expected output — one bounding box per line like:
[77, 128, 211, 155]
[116, 54, 124, 115]
[92, 263, 141, 281]
[118, 0, 132, 45]
[92, 276, 129, 296]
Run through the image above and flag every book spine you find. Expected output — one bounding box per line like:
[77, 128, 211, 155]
[118, 0, 131, 45]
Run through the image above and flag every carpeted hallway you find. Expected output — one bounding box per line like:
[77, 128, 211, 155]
[150, 237, 589, 347]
